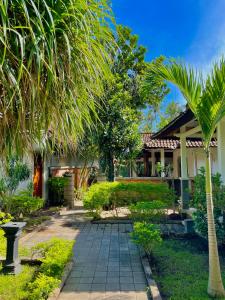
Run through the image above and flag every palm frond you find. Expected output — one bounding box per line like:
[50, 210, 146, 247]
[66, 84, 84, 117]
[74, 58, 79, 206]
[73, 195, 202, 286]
[146, 58, 225, 149]
[0, 0, 115, 156]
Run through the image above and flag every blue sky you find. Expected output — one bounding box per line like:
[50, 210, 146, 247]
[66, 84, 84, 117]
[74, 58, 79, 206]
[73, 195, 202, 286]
[112, 0, 225, 106]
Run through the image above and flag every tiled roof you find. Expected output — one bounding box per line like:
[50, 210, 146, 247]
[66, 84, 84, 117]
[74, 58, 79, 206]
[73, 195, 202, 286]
[141, 133, 217, 150]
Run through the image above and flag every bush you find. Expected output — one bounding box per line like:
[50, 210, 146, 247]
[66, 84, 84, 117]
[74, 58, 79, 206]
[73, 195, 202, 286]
[48, 177, 69, 206]
[130, 222, 162, 254]
[0, 211, 12, 225]
[84, 181, 172, 218]
[191, 167, 225, 243]
[2, 189, 44, 218]
[27, 238, 74, 300]
[129, 201, 167, 223]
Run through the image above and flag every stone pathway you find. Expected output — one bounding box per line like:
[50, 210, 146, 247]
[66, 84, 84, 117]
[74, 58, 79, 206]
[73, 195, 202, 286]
[59, 222, 149, 300]
[22, 210, 149, 300]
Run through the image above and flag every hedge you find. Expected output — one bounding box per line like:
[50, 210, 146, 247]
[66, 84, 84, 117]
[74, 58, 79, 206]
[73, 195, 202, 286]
[83, 181, 172, 218]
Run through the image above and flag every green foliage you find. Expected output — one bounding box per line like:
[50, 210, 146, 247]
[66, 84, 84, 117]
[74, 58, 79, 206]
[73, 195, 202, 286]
[96, 26, 168, 181]
[130, 222, 162, 254]
[0, 211, 12, 225]
[152, 238, 225, 300]
[27, 238, 74, 300]
[2, 190, 44, 218]
[129, 201, 167, 223]
[27, 274, 60, 300]
[157, 100, 183, 130]
[0, 156, 30, 197]
[48, 177, 68, 205]
[0, 0, 115, 155]
[83, 181, 171, 218]
[192, 167, 225, 243]
[0, 265, 37, 300]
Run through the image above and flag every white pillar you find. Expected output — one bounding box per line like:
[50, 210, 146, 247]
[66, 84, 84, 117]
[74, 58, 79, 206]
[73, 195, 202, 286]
[160, 149, 165, 177]
[42, 154, 49, 201]
[217, 118, 225, 183]
[151, 151, 155, 176]
[180, 136, 188, 178]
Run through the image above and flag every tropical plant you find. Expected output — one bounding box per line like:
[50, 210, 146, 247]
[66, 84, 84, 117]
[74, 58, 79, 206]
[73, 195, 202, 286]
[0, 156, 30, 196]
[129, 201, 166, 223]
[1, 189, 44, 218]
[147, 58, 225, 297]
[192, 167, 225, 243]
[0, 0, 115, 155]
[130, 222, 162, 254]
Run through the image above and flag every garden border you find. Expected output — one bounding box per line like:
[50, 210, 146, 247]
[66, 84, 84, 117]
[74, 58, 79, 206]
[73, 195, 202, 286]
[139, 248, 162, 300]
[47, 260, 73, 300]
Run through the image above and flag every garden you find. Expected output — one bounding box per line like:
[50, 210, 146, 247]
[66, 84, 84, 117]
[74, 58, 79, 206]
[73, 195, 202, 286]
[81, 166, 225, 299]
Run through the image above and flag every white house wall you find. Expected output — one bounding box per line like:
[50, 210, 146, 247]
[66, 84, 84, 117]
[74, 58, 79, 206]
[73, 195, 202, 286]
[173, 147, 218, 178]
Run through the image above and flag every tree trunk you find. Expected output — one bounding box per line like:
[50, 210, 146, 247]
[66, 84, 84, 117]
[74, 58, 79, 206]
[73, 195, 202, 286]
[205, 150, 225, 297]
[107, 152, 114, 182]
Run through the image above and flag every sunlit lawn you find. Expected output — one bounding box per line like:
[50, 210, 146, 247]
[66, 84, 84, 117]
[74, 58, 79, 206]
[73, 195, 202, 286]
[152, 237, 225, 300]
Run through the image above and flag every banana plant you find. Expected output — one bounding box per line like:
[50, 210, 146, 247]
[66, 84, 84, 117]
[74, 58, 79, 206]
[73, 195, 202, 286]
[144, 58, 225, 297]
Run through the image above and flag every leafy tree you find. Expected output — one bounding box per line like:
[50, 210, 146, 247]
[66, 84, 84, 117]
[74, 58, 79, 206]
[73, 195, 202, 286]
[147, 58, 225, 297]
[0, 156, 30, 198]
[0, 0, 115, 155]
[157, 100, 183, 130]
[97, 26, 168, 181]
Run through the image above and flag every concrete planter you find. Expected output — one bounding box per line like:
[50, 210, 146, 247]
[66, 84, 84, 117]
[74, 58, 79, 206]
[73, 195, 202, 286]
[139, 248, 162, 300]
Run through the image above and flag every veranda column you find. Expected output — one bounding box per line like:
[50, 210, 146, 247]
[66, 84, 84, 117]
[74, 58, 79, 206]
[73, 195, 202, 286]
[151, 151, 156, 176]
[217, 117, 225, 183]
[160, 149, 165, 177]
[180, 136, 189, 209]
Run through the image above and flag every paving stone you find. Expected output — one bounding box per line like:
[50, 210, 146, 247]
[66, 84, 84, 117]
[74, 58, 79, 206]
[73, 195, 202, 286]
[135, 283, 147, 291]
[120, 277, 134, 284]
[91, 284, 106, 291]
[93, 277, 107, 284]
[77, 283, 92, 291]
[120, 284, 135, 291]
[79, 277, 93, 284]
[120, 271, 132, 277]
[107, 277, 120, 283]
[107, 271, 120, 277]
[95, 271, 107, 277]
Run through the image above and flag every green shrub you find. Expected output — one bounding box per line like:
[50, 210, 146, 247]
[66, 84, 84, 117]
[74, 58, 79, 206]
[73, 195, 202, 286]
[27, 238, 74, 299]
[129, 201, 166, 223]
[0, 211, 12, 225]
[2, 189, 44, 218]
[27, 274, 60, 300]
[191, 167, 225, 243]
[48, 177, 69, 206]
[84, 181, 172, 218]
[130, 222, 162, 254]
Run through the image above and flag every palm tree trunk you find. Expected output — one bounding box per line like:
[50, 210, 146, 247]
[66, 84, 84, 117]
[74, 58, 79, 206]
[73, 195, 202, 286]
[205, 150, 225, 297]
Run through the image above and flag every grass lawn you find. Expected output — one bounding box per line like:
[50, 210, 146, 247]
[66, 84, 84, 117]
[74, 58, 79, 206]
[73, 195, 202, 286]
[0, 265, 37, 300]
[152, 237, 225, 300]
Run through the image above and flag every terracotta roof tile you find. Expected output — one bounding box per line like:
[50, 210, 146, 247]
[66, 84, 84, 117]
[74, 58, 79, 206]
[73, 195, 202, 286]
[141, 133, 217, 150]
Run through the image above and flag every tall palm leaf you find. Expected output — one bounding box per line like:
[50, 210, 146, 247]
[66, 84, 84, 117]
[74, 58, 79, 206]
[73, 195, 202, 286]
[145, 58, 225, 297]
[0, 0, 115, 156]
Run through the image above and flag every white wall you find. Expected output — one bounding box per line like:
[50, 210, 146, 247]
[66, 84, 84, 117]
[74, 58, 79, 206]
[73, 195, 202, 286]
[173, 147, 218, 178]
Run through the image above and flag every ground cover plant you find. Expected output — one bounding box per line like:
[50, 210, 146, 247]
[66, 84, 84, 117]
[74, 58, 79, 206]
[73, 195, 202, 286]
[0, 238, 74, 300]
[151, 237, 225, 300]
[130, 222, 162, 254]
[129, 201, 167, 223]
[83, 181, 171, 218]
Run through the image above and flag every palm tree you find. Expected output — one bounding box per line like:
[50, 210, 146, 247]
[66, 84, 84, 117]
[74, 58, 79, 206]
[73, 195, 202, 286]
[0, 0, 115, 155]
[144, 58, 225, 297]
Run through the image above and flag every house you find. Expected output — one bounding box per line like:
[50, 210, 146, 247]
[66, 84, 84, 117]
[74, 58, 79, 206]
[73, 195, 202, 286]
[118, 108, 225, 209]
